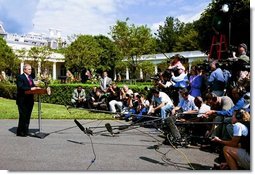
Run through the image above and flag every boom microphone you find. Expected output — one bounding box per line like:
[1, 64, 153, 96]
[74, 119, 85, 132]
[105, 123, 114, 136]
[74, 119, 93, 135]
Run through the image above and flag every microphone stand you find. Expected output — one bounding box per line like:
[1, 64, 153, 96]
[74, 119, 96, 170]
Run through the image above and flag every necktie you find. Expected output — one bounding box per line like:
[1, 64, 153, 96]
[28, 76, 33, 86]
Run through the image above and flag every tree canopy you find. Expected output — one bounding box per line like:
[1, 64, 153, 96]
[109, 19, 156, 78]
[0, 37, 20, 77]
[64, 35, 102, 73]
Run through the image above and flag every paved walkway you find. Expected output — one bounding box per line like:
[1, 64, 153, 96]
[0, 119, 219, 171]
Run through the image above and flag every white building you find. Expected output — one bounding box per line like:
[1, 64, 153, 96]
[0, 23, 66, 80]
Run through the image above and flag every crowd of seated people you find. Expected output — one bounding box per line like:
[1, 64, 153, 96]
[70, 45, 250, 170]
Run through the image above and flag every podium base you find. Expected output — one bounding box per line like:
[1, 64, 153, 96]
[30, 132, 49, 139]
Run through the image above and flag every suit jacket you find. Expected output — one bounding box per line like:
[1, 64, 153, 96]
[16, 73, 35, 105]
[72, 89, 86, 101]
[100, 77, 112, 91]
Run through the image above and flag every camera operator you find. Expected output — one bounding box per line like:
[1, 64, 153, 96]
[152, 71, 172, 94]
[165, 55, 189, 106]
[207, 60, 227, 96]
[231, 43, 250, 85]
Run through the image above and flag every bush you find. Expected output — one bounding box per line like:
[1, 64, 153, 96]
[0, 82, 17, 99]
[0, 82, 153, 106]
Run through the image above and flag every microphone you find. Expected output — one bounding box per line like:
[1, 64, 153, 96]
[74, 119, 93, 135]
[86, 128, 93, 135]
[74, 119, 85, 132]
[105, 123, 114, 136]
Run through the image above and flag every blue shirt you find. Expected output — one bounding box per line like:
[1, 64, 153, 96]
[178, 95, 198, 111]
[172, 73, 189, 88]
[208, 68, 225, 83]
[216, 97, 247, 117]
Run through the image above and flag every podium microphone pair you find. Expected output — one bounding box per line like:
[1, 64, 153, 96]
[74, 119, 93, 135]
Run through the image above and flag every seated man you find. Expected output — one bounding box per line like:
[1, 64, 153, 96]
[194, 96, 211, 118]
[108, 82, 122, 113]
[205, 88, 249, 140]
[148, 88, 174, 121]
[71, 86, 86, 108]
[85, 86, 98, 109]
[203, 92, 234, 138]
[92, 89, 108, 110]
[172, 88, 198, 120]
[148, 88, 182, 144]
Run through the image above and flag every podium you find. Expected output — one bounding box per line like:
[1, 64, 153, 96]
[25, 88, 49, 139]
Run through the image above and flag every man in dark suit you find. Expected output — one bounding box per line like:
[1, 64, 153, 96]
[16, 64, 40, 137]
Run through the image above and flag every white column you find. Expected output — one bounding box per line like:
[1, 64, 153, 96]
[188, 59, 192, 73]
[38, 60, 41, 78]
[154, 65, 158, 74]
[140, 68, 143, 80]
[126, 67, 129, 80]
[113, 68, 117, 81]
[20, 62, 24, 74]
[53, 62, 57, 80]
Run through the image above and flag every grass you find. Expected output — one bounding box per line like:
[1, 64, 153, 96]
[0, 97, 113, 120]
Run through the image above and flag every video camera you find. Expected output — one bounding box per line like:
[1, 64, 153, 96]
[150, 73, 160, 81]
[126, 93, 133, 98]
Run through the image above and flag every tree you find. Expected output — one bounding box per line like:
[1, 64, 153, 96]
[109, 19, 156, 79]
[0, 37, 20, 79]
[173, 23, 200, 52]
[93, 35, 121, 75]
[28, 46, 52, 79]
[64, 35, 102, 78]
[138, 61, 155, 80]
[155, 17, 185, 53]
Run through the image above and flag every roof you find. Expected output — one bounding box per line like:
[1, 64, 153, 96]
[0, 24, 7, 35]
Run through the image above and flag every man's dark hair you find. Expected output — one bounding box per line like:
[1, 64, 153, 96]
[151, 87, 160, 94]
[179, 88, 189, 96]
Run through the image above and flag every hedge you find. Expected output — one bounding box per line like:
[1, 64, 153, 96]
[0, 82, 152, 106]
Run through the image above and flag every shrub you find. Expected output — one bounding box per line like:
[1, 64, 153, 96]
[0, 82, 153, 106]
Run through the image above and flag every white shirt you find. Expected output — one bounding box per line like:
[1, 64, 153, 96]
[152, 92, 173, 106]
[233, 122, 248, 137]
[197, 104, 211, 117]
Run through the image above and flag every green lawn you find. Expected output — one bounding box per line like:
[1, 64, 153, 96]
[0, 97, 113, 120]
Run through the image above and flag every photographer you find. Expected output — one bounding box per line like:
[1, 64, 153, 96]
[152, 71, 172, 94]
[208, 60, 226, 96]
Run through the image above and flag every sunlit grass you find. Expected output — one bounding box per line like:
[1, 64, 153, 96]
[0, 97, 113, 120]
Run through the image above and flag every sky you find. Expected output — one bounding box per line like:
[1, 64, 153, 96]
[0, 0, 212, 37]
